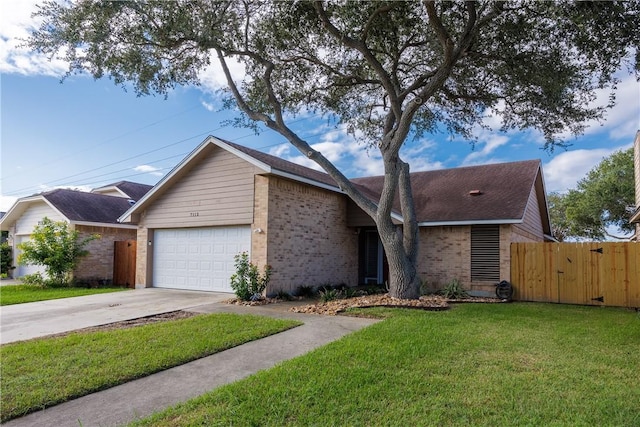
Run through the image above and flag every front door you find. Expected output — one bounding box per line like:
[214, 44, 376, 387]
[360, 229, 387, 285]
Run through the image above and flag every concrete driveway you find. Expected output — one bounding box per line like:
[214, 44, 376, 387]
[0, 288, 231, 344]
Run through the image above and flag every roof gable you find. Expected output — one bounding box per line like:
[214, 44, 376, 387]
[92, 181, 153, 201]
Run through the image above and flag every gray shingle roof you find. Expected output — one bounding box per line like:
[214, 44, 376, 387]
[224, 139, 541, 223]
[43, 189, 137, 224]
[352, 160, 542, 223]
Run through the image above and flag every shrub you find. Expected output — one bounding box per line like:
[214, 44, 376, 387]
[319, 288, 340, 303]
[275, 289, 293, 301]
[230, 252, 271, 301]
[17, 217, 98, 286]
[440, 278, 468, 299]
[20, 272, 45, 286]
[294, 285, 316, 298]
[1, 242, 13, 276]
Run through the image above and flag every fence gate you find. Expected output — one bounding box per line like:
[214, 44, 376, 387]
[113, 240, 137, 288]
[510, 242, 640, 308]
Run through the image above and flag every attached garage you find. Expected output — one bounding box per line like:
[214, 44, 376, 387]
[14, 235, 48, 278]
[152, 226, 251, 292]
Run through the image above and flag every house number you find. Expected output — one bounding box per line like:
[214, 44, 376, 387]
[190, 212, 199, 217]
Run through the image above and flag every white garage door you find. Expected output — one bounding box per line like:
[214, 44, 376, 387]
[153, 226, 251, 292]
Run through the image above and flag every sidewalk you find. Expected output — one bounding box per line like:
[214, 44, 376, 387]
[2, 299, 378, 427]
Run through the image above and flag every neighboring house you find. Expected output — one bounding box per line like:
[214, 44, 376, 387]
[631, 130, 640, 241]
[0, 181, 152, 283]
[120, 136, 552, 297]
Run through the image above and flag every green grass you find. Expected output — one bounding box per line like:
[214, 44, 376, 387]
[132, 303, 640, 426]
[0, 284, 128, 305]
[0, 313, 301, 422]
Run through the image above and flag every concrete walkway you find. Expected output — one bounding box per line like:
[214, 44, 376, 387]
[1, 291, 378, 427]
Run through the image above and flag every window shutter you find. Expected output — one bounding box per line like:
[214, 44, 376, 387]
[471, 225, 500, 282]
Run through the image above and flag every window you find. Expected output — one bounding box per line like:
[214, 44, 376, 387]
[471, 225, 500, 282]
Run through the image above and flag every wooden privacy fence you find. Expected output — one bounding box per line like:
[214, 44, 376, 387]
[113, 240, 137, 288]
[510, 242, 640, 308]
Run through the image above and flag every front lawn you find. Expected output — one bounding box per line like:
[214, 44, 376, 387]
[0, 313, 301, 422]
[133, 303, 640, 426]
[0, 284, 128, 305]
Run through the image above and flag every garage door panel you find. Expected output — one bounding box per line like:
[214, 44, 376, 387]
[153, 226, 250, 292]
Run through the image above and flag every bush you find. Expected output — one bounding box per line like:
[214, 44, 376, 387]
[440, 278, 468, 299]
[1, 242, 13, 276]
[20, 272, 45, 287]
[294, 285, 316, 298]
[319, 288, 340, 303]
[230, 252, 271, 301]
[17, 217, 98, 286]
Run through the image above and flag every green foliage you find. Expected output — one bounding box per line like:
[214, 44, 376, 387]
[319, 288, 341, 303]
[294, 285, 316, 298]
[230, 252, 272, 301]
[17, 218, 98, 286]
[549, 148, 634, 241]
[440, 278, 468, 299]
[275, 289, 293, 301]
[19, 272, 45, 287]
[1, 241, 13, 275]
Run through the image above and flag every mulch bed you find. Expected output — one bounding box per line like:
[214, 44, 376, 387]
[290, 294, 505, 316]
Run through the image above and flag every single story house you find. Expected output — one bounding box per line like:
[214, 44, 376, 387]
[120, 136, 552, 297]
[0, 181, 152, 283]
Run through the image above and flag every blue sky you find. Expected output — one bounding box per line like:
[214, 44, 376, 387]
[1, 0, 639, 213]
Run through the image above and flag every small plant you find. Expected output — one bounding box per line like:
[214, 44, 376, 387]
[275, 289, 293, 301]
[440, 278, 468, 299]
[319, 288, 340, 303]
[20, 272, 45, 286]
[295, 285, 316, 298]
[230, 252, 272, 301]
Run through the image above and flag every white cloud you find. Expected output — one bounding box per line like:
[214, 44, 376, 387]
[542, 145, 631, 193]
[0, 0, 68, 76]
[134, 165, 164, 177]
[199, 54, 248, 93]
[461, 132, 510, 166]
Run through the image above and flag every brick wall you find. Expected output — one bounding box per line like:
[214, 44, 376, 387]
[73, 225, 137, 282]
[135, 227, 150, 288]
[264, 176, 358, 294]
[418, 224, 522, 295]
[418, 226, 470, 292]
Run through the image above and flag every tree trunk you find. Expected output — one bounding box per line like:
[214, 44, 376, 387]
[377, 224, 422, 299]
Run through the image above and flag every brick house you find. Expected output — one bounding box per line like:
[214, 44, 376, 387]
[120, 136, 552, 297]
[0, 181, 152, 284]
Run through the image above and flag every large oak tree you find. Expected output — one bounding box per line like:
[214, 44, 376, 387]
[29, 1, 640, 298]
[551, 148, 635, 241]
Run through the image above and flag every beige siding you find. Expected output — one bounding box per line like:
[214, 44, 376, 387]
[14, 202, 64, 235]
[346, 199, 376, 227]
[93, 189, 125, 198]
[265, 176, 358, 294]
[511, 185, 545, 242]
[141, 148, 260, 228]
